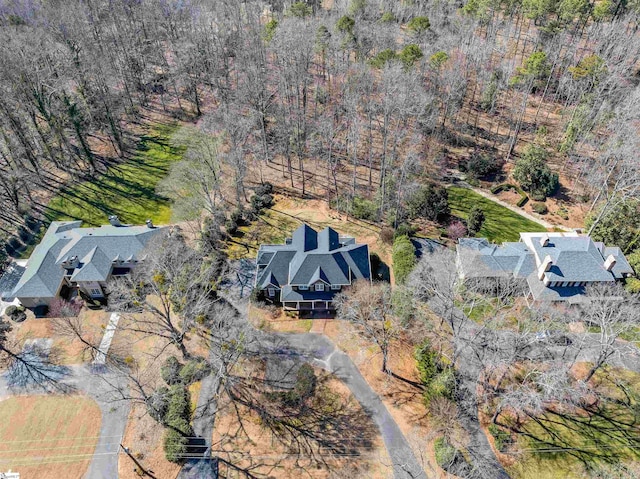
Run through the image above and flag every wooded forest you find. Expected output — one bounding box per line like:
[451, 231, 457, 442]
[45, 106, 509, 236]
[0, 0, 639, 258]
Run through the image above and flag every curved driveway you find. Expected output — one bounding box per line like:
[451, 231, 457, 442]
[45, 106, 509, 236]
[261, 332, 428, 479]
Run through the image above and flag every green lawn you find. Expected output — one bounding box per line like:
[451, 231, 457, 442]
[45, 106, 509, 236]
[506, 367, 640, 479]
[448, 187, 546, 243]
[44, 123, 183, 226]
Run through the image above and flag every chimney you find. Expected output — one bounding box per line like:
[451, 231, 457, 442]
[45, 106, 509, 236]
[145, 219, 154, 229]
[108, 215, 121, 227]
[604, 254, 617, 272]
[537, 255, 553, 281]
[539, 234, 550, 247]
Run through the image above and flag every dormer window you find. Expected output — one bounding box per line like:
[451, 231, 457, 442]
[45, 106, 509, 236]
[298, 285, 309, 291]
[331, 284, 341, 290]
[315, 283, 325, 292]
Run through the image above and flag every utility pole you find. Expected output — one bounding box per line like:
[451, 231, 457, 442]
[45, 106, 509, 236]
[120, 444, 158, 479]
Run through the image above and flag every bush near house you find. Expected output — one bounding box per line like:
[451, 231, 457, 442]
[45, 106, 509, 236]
[532, 202, 548, 214]
[392, 235, 416, 284]
[5, 305, 26, 322]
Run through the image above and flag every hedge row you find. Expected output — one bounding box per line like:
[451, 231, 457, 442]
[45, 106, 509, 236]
[392, 235, 416, 284]
[491, 183, 529, 207]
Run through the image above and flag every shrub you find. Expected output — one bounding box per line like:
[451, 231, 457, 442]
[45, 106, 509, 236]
[530, 191, 547, 202]
[5, 305, 26, 322]
[447, 221, 467, 241]
[392, 235, 416, 284]
[163, 385, 193, 463]
[399, 44, 423, 68]
[255, 182, 273, 197]
[369, 48, 398, 69]
[263, 19, 278, 42]
[426, 368, 456, 402]
[286, 1, 312, 17]
[406, 183, 450, 223]
[394, 222, 417, 238]
[532, 202, 548, 214]
[512, 144, 559, 198]
[250, 192, 274, 213]
[147, 386, 170, 422]
[415, 340, 440, 385]
[294, 363, 317, 400]
[179, 358, 211, 385]
[467, 206, 485, 235]
[336, 15, 355, 34]
[350, 196, 378, 221]
[625, 277, 640, 294]
[407, 16, 430, 34]
[488, 423, 511, 452]
[516, 194, 529, 207]
[225, 208, 243, 235]
[434, 437, 457, 468]
[161, 356, 183, 385]
[460, 153, 503, 180]
[392, 287, 415, 325]
[250, 288, 266, 305]
[379, 11, 395, 22]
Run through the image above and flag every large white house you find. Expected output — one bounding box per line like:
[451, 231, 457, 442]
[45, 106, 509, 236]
[11, 217, 165, 308]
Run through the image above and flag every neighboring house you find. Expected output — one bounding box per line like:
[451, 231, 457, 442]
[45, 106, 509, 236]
[255, 224, 371, 311]
[11, 216, 166, 308]
[456, 231, 634, 304]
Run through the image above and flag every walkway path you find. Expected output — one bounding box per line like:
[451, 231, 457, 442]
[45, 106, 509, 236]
[450, 179, 573, 232]
[93, 312, 120, 365]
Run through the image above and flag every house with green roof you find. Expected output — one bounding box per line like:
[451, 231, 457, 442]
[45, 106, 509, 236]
[255, 224, 372, 311]
[11, 217, 166, 308]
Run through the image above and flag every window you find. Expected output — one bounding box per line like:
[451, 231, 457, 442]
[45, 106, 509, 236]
[268, 288, 276, 297]
[90, 288, 102, 297]
[315, 283, 325, 292]
[298, 285, 309, 291]
[330, 284, 341, 290]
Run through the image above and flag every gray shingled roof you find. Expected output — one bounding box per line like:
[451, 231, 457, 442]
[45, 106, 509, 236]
[457, 238, 534, 279]
[530, 236, 616, 283]
[255, 224, 371, 296]
[12, 221, 166, 300]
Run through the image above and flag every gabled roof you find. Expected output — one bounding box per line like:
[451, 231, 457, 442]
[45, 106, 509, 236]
[528, 235, 616, 283]
[12, 221, 166, 299]
[255, 224, 371, 292]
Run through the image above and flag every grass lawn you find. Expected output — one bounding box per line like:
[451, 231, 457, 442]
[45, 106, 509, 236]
[505, 367, 640, 479]
[448, 187, 546, 243]
[0, 395, 102, 479]
[44, 123, 183, 227]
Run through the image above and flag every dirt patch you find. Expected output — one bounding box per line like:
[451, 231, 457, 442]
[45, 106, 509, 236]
[0, 395, 101, 479]
[211, 368, 393, 478]
[118, 403, 181, 479]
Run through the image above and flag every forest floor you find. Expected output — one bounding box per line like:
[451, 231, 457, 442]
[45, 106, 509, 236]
[0, 395, 102, 479]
